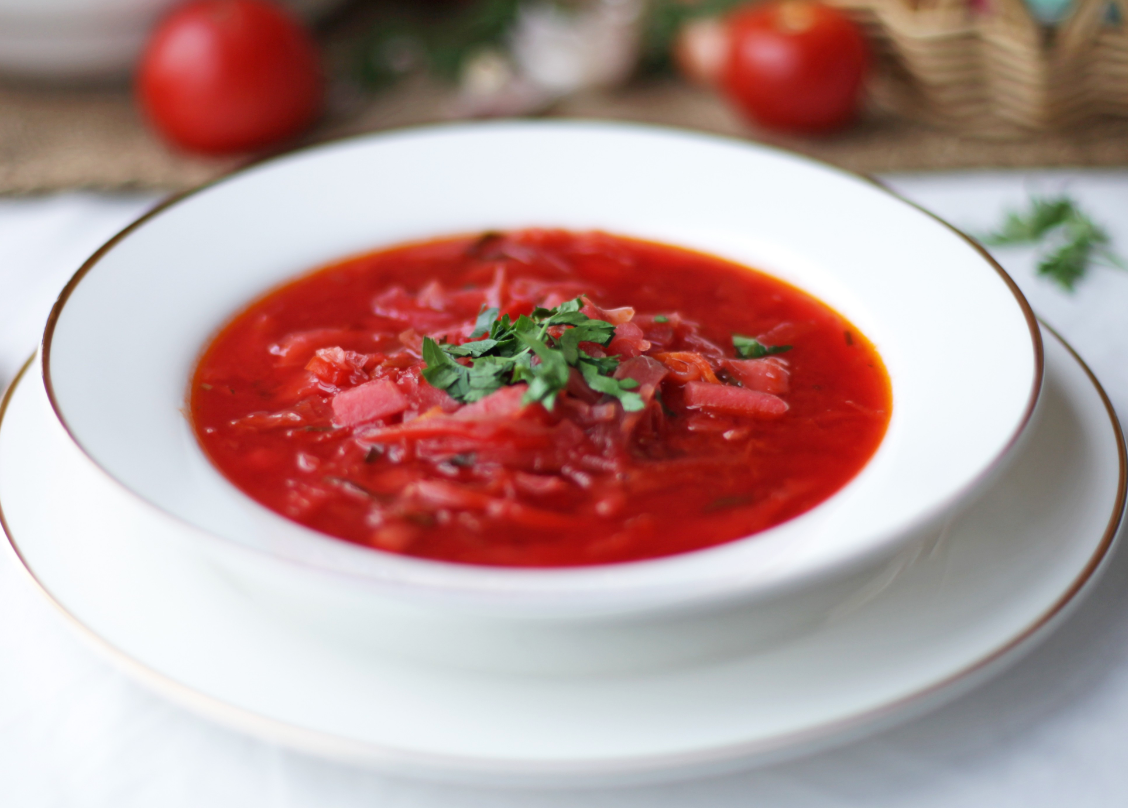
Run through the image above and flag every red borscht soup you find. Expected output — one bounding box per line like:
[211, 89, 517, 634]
[191, 230, 891, 567]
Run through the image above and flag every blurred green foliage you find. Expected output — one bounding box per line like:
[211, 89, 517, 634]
[356, 0, 523, 88]
[355, 0, 752, 89]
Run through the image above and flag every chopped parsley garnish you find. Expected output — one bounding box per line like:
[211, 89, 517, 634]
[422, 298, 644, 411]
[732, 334, 791, 359]
[653, 315, 669, 323]
[982, 194, 1125, 291]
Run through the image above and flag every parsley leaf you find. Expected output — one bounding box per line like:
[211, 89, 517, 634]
[513, 323, 570, 409]
[579, 360, 644, 412]
[733, 335, 792, 359]
[982, 194, 1125, 291]
[985, 196, 1076, 243]
[421, 336, 467, 391]
[444, 338, 498, 357]
[469, 306, 499, 338]
[558, 320, 616, 364]
[461, 355, 509, 401]
[422, 297, 645, 412]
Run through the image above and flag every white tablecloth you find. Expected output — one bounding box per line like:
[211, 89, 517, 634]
[2, 171, 1128, 807]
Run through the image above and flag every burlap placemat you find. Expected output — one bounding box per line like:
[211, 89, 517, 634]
[4, 72, 1128, 195]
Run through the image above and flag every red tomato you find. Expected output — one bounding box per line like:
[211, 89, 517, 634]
[138, 0, 323, 154]
[720, 1, 867, 133]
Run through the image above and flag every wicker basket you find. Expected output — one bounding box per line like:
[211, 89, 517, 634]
[826, 0, 1128, 136]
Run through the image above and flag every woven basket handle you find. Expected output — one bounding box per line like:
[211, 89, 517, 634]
[1057, 0, 1123, 55]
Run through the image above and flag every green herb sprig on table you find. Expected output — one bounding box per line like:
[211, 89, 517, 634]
[981, 194, 1124, 291]
[421, 298, 644, 412]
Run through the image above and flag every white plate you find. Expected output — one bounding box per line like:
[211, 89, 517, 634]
[1, 324, 1123, 787]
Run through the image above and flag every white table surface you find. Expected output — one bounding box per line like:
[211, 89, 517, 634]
[2, 171, 1127, 807]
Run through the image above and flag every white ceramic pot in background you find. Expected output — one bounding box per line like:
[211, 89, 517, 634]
[0, 0, 346, 81]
